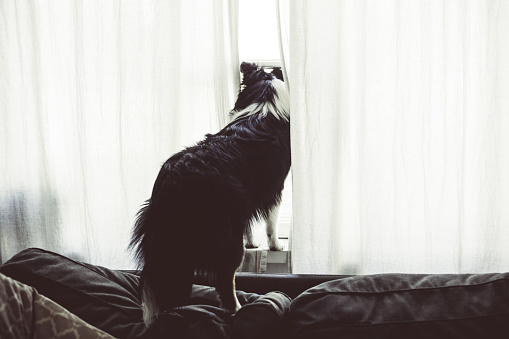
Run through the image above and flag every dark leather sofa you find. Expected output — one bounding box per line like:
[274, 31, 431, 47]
[2, 248, 509, 338]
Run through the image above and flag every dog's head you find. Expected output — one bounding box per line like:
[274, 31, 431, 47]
[231, 62, 289, 121]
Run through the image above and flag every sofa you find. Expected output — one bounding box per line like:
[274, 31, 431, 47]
[1, 248, 509, 338]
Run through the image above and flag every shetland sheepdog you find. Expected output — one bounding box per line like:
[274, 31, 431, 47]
[130, 62, 290, 325]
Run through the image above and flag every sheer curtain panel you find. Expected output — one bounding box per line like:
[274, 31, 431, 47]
[0, 0, 239, 268]
[288, 0, 509, 274]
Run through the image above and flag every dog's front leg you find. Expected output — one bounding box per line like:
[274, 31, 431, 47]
[266, 204, 285, 251]
[244, 226, 260, 248]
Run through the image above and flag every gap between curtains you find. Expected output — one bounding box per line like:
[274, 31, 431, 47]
[0, 0, 239, 268]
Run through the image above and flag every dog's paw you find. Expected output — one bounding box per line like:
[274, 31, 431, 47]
[268, 238, 285, 251]
[234, 300, 242, 313]
[223, 299, 242, 314]
[245, 241, 261, 249]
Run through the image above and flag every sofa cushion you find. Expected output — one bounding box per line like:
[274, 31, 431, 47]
[0, 247, 291, 339]
[289, 273, 509, 339]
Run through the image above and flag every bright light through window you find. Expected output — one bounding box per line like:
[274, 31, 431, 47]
[239, 0, 281, 64]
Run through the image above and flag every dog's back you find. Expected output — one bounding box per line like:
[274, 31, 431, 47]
[130, 62, 290, 325]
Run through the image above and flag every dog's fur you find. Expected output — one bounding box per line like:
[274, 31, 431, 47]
[129, 62, 290, 325]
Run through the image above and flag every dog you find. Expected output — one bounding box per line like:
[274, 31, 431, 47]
[129, 62, 290, 325]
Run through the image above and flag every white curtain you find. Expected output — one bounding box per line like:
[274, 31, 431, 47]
[0, 0, 239, 268]
[286, 0, 509, 274]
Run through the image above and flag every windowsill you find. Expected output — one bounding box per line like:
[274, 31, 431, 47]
[240, 59, 282, 68]
[241, 239, 290, 274]
[245, 239, 288, 261]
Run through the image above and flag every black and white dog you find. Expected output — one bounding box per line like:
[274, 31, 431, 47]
[130, 62, 290, 325]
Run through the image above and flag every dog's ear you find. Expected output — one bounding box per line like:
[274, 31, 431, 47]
[272, 67, 284, 81]
[240, 62, 259, 86]
[240, 62, 258, 75]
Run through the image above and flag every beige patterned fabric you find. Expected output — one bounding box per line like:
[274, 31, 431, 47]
[0, 273, 115, 339]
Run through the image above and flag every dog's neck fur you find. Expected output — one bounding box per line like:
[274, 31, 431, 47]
[230, 79, 289, 122]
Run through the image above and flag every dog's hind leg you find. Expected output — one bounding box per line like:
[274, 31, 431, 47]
[244, 226, 260, 248]
[164, 264, 194, 307]
[216, 269, 242, 312]
[142, 260, 194, 325]
[266, 203, 285, 251]
[216, 234, 245, 313]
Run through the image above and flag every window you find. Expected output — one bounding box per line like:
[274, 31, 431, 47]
[239, 0, 281, 66]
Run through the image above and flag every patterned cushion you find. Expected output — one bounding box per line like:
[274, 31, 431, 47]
[289, 273, 509, 338]
[0, 272, 113, 338]
[0, 248, 148, 338]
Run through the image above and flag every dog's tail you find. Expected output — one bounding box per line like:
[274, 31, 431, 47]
[129, 197, 195, 325]
[129, 202, 153, 324]
[129, 201, 157, 324]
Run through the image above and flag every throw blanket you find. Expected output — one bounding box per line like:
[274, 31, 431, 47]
[0, 272, 113, 339]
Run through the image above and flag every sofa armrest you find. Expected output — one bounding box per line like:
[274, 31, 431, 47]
[234, 273, 352, 299]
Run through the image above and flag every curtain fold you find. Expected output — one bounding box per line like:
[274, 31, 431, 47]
[286, 0, 509, 274]
[0, 0, 239, 268]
